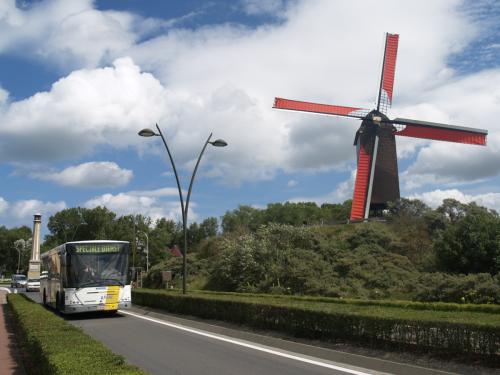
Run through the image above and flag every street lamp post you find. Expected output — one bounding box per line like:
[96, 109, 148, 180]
[15, 244, 21, 274]
[139, 124, 227, 294]
[13, 239, 31, 274]
[137, 231, 149, 273]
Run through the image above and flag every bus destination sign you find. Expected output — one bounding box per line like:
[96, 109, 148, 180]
[74, 244, 121, 254]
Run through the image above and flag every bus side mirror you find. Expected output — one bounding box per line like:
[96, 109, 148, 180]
[129, 268, 137, 282]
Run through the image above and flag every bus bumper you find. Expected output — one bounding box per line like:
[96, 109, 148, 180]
[62, 302, 132, 314]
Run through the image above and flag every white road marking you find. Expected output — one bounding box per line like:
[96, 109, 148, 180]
[119, 310, 385, 375]
[0, 287, 11, 293]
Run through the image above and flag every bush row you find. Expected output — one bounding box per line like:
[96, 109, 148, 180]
[190, 289, 500, 314]
[7, 294, 147, 375]
[133, 289, 500, 361]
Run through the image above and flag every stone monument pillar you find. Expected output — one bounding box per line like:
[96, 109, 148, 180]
[28, 214, 41, 279]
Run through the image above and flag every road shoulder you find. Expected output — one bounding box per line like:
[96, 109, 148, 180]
[0, 288, 26, 375]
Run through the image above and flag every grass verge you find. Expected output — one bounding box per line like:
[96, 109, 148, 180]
[133, 288, 499, 363]
[7, 294, 148, 375]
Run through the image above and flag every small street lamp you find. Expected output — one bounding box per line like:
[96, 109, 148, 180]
[137, 231, 149, 273]
[139, 124, 227, 294]
[13, 239, 31, 274]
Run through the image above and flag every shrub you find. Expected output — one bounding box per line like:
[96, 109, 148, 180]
[346, 223, 397, 250]
[413, 273, 500, 304]
[7, 294, 147, 375]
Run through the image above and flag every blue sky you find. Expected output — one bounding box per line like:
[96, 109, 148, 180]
[0, 0, 500, 234]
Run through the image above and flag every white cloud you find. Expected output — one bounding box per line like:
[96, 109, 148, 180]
[125, 187, 180, 198]
[0, 86, 8, 105]
[409, 188, 500, 212]
[0, 0, 202, 70]
[7, 199, 66, 221]
[287, 179, 298, 187]
[398, 69, 500, 189]
[30, 161, 133, 188]
[290, 169, 356, 204]
[0, 57, 167, 162]
[0, 0, 137, 69]
[83, 187, 195, 222]
[0, 196, 65, 229]
[0, 197, 9, 215]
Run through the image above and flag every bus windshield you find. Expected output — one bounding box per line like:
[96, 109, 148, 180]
[65, 243, 129, 288]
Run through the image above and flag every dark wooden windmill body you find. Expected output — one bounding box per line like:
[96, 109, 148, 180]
[274, 33, 488, 221]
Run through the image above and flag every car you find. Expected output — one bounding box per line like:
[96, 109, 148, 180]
[10, 274, 27, 288]
[26, 278, 40, 292]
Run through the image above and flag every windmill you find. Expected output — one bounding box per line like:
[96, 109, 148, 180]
[273, 33, 488, 221]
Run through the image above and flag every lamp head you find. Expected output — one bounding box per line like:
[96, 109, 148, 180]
[138, 128, 158, 137]
[209, 139, 228, 147]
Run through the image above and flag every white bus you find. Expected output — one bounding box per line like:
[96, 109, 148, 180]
[40, 240, 132, 314]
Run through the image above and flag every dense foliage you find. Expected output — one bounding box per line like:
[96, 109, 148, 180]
[221, 201, 351, 232]
[7, 294, 147, 375]
[146, 198, 500, 304]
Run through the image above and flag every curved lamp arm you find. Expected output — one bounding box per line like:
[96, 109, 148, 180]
[155, 124, 187, 230]
[185, 133, 212, 218]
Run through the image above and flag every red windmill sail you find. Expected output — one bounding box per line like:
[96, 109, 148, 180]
[377, 33, 399, 113]
[350, 144, 373, 220]
[273, 98, 369, 118]
[392, 118, 487, 145]
[273, 32, 488, 222]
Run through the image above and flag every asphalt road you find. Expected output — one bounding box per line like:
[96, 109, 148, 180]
[10, 288, 461, 375]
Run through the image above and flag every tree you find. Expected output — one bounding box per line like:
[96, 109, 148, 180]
[436, 199, 468, 223]
[149, 218, 180, 264]
[386, 198, 431, 219]
[221, 205, 263, 233]
[199, 217, 218, 238]
[187, 217, 219, 249]
[434, 203, 500, 274]
[0, 225, 32, 274]
[44, 206, 117, 249]
[320, 201, 351, 224]
[384, 199, 434, 267]
[13, 238, 32, 273]
[265, 202, 323, 226]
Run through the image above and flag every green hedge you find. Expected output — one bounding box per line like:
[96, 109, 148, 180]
[189, 289, 500, 314]
[133, 289, 500, 361]
[7, 294, 148, 375]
